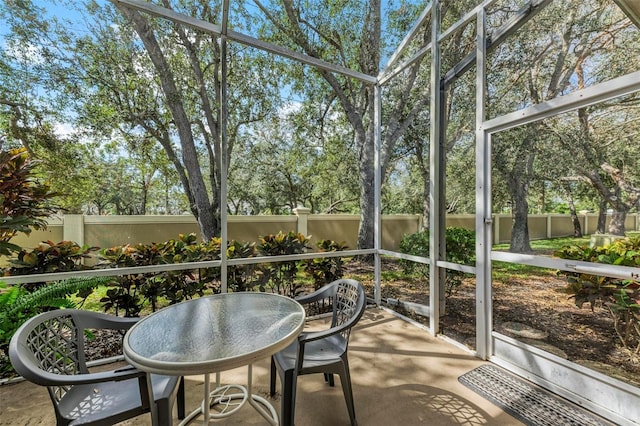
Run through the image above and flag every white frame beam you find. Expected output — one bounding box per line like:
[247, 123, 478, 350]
[475, 7, 491, 360]
[428, 0, 442, 334]
[484, 70, 640, 133]
[374, 83, 383, 305]
[219, 0, 230, 292]
[442, 0, 552, 87]
[112, 0, 377, 84]
[382, 2, 432, 72]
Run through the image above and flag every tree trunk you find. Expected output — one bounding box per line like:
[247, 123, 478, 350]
[118, 6, 218, 241]
[563, 182, 582, 237]
[608, 210, 627, 236]
[596, 199, 607, 234]
[140, 177, 147, 216]
[413, 131, 430, 230]
[569, 205, 582, 238]
[422, 175, 430, 230]
[509, 182, 532, 253]
[357, 130, 376, 251]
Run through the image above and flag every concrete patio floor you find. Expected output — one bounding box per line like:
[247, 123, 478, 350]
[0, 307, 523, 425]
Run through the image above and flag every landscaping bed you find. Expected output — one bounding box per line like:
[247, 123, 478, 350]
[3, 256, 639, 388]
[352, 258, 640, 387]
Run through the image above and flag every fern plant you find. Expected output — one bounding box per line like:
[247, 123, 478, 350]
[0, 276, 112, 376]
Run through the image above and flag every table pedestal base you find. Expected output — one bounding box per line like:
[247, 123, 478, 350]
[178, 365, 278, 426]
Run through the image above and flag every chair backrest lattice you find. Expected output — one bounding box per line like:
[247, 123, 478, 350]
[304, 298, 333, 317]
[26, 314, 84, 403]
[332, 280, 362, 341]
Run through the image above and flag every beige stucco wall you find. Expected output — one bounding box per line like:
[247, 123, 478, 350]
[382, 215, 422, 250]
[492, 213, 640, 244]
[84, 216, 200, 248]
[229, 216, 299, 245]
[84, 215, 301, 249]
[550, 214, 579, 237]
[7, 213, 640, 255]
[9, 219, 64, 249]
[445, 215, 475, 230]
[307, 215, 360, 250]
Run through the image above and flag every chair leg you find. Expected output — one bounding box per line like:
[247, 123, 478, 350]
[324, 373, 335, 387]
[177, 377, 185, 420]
[270, 356, 277, 396]
[156, 397, 172, 426]
[280, 369, 297, 426]
[338, 360, 357, 426]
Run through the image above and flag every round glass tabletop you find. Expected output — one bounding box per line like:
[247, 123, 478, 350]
[123, 292, 305, 375]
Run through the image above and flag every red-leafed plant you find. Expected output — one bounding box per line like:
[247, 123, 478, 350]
[0, 147, 58, 256]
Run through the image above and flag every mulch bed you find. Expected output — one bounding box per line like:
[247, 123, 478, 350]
[353, 258, 640, 387]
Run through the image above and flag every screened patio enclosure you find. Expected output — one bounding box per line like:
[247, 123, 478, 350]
[7, 0, 640, 424]
[103, 1, 640, 424]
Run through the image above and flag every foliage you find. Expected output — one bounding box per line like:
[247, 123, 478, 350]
[257, 231, 310, 297]
[150, 234, 211, 305]
[399, 227, 475, 296]
[94, 232, 347, 310]
[0, 148, 59, 256]
[302, 240, 348, 290]
[6, 241, 98, 290]
[98, 234, 213, 316]
[0, 276, 111, 375]
[226, 240, 259, 292]
[189, 237, 223, 292]
[608, 285, 640, 353]
[0, 217, 31, 257]
[555, 238, 640, 352]
[399, 229, 430, 276]
[96, 232, 345, 308]
[99, 242, 164, 316]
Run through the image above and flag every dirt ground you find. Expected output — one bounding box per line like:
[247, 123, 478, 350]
[352, 258, 640, 387]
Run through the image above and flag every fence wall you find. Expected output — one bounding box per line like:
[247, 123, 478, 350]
[9, 212, 640, 254]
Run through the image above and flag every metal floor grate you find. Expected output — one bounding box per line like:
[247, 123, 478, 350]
[459, 364, 614, 426]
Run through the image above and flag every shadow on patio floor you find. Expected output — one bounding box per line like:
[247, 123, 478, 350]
[0, 308, 522, 425]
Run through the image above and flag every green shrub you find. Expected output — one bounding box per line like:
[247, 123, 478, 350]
[99, 243, 162, 316]
[98, 233, 214, 315]
[302, 240, 348, 290]
[226, 240, 259, 292]
[7, 240, 98, 291]
[399, 229, 430, 277]
[96, 234, 265, 313]
[193, 236, 224, 286]
[257, 231, 310, 297]
[151, 234, 210, 304]
[555, 238, 640, 352]
[399, 227, 475, 296]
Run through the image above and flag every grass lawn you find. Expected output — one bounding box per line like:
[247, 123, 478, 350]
[492, 235, 591, 254]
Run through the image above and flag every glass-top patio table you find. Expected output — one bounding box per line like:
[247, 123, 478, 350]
[123, 292, 306, 426]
